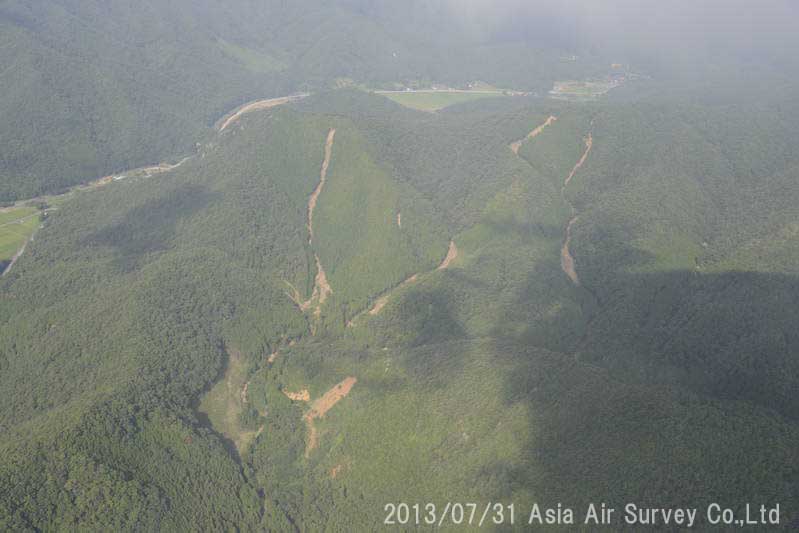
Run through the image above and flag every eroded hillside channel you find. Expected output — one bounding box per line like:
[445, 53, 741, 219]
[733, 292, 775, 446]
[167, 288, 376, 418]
[287, 129, 336, 326]
[509, 116, 593, 285]
[560, 133, 593, 286]
[347, 240, 459, 327]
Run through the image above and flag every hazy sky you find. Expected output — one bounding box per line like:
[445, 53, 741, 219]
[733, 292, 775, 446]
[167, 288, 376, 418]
[444, 0, 798, 59]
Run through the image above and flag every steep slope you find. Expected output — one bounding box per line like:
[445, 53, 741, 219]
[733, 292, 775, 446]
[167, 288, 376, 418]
[0, 0, 599, 202]
[564, 101, 799, 420]
[0, 92, 450, 528]
[0, 104, 331, 528]
[2, 90, 798, 529]
[0, 0, 293, 202]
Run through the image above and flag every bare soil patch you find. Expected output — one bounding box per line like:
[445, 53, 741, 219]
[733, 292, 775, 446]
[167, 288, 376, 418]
[314, 255, 332, 313]
[559, 133, 593, 285]
[368, 274, 418, 316]
[307, 129, 336, 243]
[561, 216, 580, 285]
[348, 239, 457, 327]
[284, 129, 336, 325]
[510, 115, 558, 154]
[284, 389, 311, 402]
[304, 377, 357, 456]
[437, 240, 458, 270]
[217, 94, 308, 132]
[563, 134, 593, 190]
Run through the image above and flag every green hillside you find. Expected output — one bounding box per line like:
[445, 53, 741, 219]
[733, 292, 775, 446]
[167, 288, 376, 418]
[566, 99, 799, 420]
[2, 88, 798, 529]
[0, 0, 602, 203]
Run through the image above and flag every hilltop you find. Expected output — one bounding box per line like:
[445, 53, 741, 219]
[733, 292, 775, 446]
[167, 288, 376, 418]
[2, 89, 798, 528]
[0, 0, 603, 203]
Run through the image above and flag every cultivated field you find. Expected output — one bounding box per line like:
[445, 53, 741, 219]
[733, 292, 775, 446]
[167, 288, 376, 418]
[379, 90, 505, 111]
[0, 206, 39, 263]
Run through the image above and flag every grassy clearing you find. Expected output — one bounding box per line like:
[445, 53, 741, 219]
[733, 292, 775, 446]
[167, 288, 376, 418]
[0, 206, 39, 261]
[549, 79, 620, 101]
[379, 91, 504, 111]
[198, 348, 262, 456]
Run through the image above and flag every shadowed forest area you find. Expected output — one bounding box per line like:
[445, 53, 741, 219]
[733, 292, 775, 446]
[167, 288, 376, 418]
[1, 1, 799, 528]
[1, 86, 798, 528]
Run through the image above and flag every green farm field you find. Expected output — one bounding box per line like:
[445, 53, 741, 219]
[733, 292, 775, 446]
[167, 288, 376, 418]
[378, 90, 506, 111]
[0, 207, 39, 262]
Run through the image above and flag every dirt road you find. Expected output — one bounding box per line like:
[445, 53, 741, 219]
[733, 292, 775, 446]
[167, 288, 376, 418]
[217, 94, 309, 132]
[3, 93, 306, 270]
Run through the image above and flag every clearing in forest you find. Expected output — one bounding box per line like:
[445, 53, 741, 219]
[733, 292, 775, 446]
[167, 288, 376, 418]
[0, 206, 39, 265]
[198, 348, 262, 456]
[0, 207, 40, 275]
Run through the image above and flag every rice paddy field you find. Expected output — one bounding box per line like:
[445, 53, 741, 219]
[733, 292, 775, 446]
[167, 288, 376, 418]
[0, 206, 39, 262]
[378, 90, 506, 111]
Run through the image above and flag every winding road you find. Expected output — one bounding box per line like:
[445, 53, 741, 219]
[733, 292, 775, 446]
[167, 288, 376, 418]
[216, 94, 309, 132]
[4, 93, 307, 276]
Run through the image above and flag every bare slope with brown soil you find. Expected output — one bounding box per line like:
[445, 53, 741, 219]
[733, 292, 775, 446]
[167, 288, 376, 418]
[348, 239, 458, 326]
[287, 129, 336, 324]
[560, 134, 593, 286]
[304, 377, 357, 456]
[217, 94, 309, 132]
[510, 115, 558, 154]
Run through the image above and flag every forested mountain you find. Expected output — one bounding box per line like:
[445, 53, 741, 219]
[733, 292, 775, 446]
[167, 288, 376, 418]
[2, 1, 799, 530]
[0, 0, 599, 202]
[2, 86, 799, 528]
